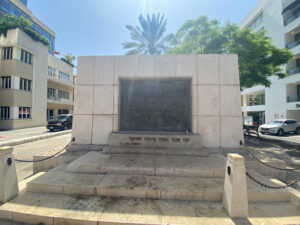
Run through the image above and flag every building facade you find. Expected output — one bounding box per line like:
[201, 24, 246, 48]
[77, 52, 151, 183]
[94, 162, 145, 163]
[240, 0, 300, 125]
[0, 0, 74, 130]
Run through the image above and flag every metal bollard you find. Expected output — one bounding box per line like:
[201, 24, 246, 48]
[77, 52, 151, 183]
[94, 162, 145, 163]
[223, 153, 248, 218]
[0, 146, 19, 203]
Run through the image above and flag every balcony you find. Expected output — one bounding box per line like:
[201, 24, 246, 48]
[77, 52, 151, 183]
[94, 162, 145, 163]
[47, 96, 73, 105]
[47, 74, 74, 88]
[287, 67, 300, 75]
[284, 11, 300, 26]
[287, 95, 300, 102]
[47, 96, 61, 102]
[287, 39, 300, 49]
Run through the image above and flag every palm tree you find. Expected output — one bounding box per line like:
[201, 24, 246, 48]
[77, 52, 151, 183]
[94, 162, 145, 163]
[122, 13, 173, 55]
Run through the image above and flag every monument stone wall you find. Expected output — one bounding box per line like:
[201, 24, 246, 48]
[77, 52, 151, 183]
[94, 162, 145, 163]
[72, 54, 243, 148]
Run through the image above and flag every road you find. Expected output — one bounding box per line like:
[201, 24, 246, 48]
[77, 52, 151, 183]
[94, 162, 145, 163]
[14, 133, 71, 181]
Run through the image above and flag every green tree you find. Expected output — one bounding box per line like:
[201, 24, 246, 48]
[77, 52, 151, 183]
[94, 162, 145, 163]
[122, 13, 173, 55]
[0, 14, 49, 46]
[168, 16, 293, 88]
[61, 53, 75, 67]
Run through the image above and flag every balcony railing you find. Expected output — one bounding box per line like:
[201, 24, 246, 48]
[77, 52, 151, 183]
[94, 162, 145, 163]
[284, 11, 300, 26]
[286, 40, 300, 49]
[287, 67, 300, 75]
[47, 96, 61, 101]
[287, 95, 300, 102]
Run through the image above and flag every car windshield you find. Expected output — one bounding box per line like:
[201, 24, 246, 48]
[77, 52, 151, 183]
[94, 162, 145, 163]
[267, 120, 283, 125]
[54, 115, 68, 120]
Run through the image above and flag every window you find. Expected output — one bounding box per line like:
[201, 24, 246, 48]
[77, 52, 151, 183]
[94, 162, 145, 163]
[286, 120, 297, 124]
[47, 88, 56, 98]
[19, 0, 27, 6]
[248, 13, 263, 30]
[295, 32, 300, 42]
[18, 107, 31, 119]
[20, 49, 32, 64]
[2, 47, 13, 60]
[48, 67, 55, 77]
[59, 72, 70, 80]
[0, 107, 10, 119]
[58, 109, 69, 115]
[19, 78, 31, 91]
[58, 90, 70, 99]
[1, 76, 11, 89]
[0, 0, 55, 55]
[1, 0, 9, 12]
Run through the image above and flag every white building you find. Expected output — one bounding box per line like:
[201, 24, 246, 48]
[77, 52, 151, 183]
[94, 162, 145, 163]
[240, 0, 300, 125]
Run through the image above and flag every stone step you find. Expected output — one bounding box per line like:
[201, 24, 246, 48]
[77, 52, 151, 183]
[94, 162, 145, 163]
[1, 191, 299, 225]
[103, 146, 208, 156]
[66, 151, 225, 177]
[26, 165, 292, 203]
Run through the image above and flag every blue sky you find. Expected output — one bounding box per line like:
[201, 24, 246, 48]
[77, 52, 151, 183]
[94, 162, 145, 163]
[28, 0, 257, 57]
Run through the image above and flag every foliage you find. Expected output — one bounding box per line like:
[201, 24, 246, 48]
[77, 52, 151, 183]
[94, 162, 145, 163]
[61, 53, 75, 67]
[168, 16, 293, 88]
[122, 13, 174, 55]
[0, 15, 49, 46]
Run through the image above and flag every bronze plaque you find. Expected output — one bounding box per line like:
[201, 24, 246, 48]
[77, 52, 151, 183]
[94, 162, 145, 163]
[119, 79, 191, 132]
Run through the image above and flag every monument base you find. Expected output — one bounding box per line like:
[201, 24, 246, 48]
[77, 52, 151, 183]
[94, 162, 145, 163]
[108, 132, 202, 149]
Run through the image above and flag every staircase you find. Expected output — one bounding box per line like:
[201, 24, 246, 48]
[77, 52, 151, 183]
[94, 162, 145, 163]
[0, 133, 297, 225]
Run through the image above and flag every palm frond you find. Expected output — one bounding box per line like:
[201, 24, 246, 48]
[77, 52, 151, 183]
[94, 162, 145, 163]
[122, 13, 172, 55]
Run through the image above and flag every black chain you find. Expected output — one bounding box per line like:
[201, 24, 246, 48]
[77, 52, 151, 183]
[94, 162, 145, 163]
[246, 170, 300, 189]
[244, 147, 300, 171]
[15, 138, 73, 163]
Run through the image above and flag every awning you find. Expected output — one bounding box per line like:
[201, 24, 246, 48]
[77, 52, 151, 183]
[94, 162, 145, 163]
[282, 0, 300, 15]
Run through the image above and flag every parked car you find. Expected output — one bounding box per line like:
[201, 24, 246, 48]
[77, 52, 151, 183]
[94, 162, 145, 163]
[47, 114, 73, 132]
[258, 119, 300, 136]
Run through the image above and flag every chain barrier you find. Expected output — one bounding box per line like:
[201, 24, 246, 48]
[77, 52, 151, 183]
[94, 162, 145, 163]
[15, 137, 74, 163]
[243, 133, 300, 189]
[244, 147, 300, 171]
[246, 170, 300, 189]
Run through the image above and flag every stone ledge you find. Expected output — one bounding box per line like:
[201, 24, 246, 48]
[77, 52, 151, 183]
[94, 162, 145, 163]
[1, 192, 299, 225]
[66, 152, 226, 177]
[26, 164, 294, 203]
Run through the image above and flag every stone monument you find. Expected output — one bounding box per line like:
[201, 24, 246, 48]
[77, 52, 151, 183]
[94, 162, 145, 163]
[72, 54, 243, 151]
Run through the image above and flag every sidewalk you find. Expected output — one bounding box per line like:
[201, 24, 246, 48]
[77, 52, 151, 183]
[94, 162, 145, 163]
[0, 126, 71, 147]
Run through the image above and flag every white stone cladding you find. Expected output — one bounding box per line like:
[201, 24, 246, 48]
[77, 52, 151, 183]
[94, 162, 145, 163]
[73, 54, 243, 148]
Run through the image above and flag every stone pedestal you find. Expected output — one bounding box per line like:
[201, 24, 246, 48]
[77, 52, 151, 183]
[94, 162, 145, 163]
[0, 146, 19, 203]
[223, 153, 248, 218]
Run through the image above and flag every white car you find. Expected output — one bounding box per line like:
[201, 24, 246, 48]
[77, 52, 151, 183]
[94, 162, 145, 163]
[258, 119, 300, 136]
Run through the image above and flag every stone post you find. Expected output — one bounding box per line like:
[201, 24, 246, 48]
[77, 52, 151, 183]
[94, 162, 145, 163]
[0, 146, 19, 203]
[223, 153, 248, 218]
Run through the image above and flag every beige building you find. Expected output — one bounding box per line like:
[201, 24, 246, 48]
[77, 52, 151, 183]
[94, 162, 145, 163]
[0, 0, 74, 130]
[47, 54, 74, 120]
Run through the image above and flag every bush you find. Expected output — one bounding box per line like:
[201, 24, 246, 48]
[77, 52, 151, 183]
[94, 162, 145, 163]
[0, 15, 50, 46]
[60, 57, 75, 67]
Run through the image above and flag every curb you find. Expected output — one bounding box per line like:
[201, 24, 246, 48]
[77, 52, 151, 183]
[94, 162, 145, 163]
[0, 130, 72, 147]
